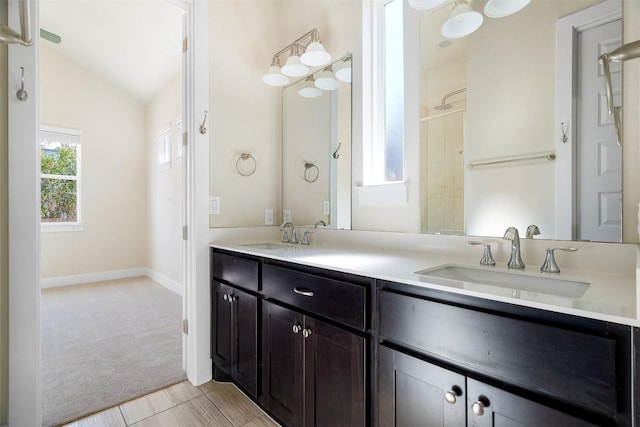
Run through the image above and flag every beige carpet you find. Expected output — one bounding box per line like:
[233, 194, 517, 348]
[41, 277, 186, 427]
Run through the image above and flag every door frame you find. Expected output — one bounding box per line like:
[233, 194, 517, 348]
[7, 0, 210, 424]
[555, 0, 622, 240]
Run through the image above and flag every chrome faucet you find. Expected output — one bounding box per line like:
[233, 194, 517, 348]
[280, 221, 298, 244]
[503, 227, 525, 269]
[314, 220, 327, 228]
[526, 225, 540, 239]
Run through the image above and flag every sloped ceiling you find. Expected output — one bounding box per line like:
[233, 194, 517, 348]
[40, 0, 184, 104]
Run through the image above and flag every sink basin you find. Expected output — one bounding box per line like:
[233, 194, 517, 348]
[241, 242, 291, 250]
[415, 265, 590, 298]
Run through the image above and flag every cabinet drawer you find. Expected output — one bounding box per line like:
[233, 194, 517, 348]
[263, 264, 367, 331]
[211, 251, 259, 292]
[379, 290, 618, 418]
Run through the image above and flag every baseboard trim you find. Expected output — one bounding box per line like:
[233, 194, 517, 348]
[40, 268, 148, 289]
[146, 270, 183, 296]
[40, 268, 184, 297]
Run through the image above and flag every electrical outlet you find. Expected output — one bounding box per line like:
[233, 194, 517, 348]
[283, 209, 292, 222]
[323, 200, 330, 215]
[264, 209, 274, 225]
[210, 196, 220, 215]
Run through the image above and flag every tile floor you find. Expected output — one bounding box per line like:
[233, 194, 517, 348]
[61, 380, 280, 427]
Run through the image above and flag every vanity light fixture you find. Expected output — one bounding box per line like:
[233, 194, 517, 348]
[262, 28, 333, 86]
[333, 55, 352, 83]
[262, 56, 290, 87]
[281, 45, 310, 77]
[314, 66, 340, 91]
[484, 0, 531, 18]
[298, 76, 323, 98]
[441, 0, 483, 39]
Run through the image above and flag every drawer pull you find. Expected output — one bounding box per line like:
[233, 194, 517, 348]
[303, 328, 312, 338]
[471, 401, 485, 416]
[444, 390, 457, 405]
[293, 287, 314, 297]
[292, 324, 301, 334]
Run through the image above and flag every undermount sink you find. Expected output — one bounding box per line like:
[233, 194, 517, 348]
[415, 265, 590, 298]
[241, 242, 291, 250]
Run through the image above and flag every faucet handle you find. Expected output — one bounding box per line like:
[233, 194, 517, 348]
[468, 241, 496, 266]
[301, 230, 313, 245]
[290, 228, 299, 244]
[281, 229, 290, 243]
[540, 247, 578, 273]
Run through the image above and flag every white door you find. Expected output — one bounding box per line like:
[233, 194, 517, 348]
[576, 19, 622, 242]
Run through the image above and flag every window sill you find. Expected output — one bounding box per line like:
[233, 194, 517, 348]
[354, 181, 408, 206]
[41, 222, 85, 233]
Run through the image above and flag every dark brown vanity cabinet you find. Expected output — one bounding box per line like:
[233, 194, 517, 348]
[210, 250, 259, 398]
[377, 284, 634, 426]
[260, 263, 371, 427]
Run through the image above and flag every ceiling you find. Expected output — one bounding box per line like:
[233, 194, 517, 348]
[40, 0, 184, 104]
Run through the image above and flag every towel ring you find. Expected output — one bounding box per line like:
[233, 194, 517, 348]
[235, 153, 256, 177]
[303, 162, 319, 183]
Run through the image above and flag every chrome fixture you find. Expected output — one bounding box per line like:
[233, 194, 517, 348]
[600, 40, 640, 146]
[235, 153, 256, 177]
[468, 241, 495, 266]
[16, 67, 28, 101]
[434, 88, 466, 111]
[303, 162, 319, 183]
[301, 231, 313, 245]
[526, 225, 540, 239]
[314, 220, 327, 228]
[540, 247, 578, 274]
[0, 0, 32, 46]
[280, 221, 298, 244]
[503, 227, 524, 269]
[467, 151, 555, 169]
[262, 29, 332, 87]
[199, 110, 208, 135]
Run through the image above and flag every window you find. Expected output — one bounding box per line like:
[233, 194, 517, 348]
[363, 0, 405, 185]
[384, 0, 405, 182]
[40, 126, 82, 231]
[158, 125, 171, 166]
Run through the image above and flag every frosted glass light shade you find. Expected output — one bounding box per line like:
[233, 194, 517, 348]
[301, 41, 332, 67]
[262, 65, 289, 86]
[281, 54, 310, 77]
[408, 0, 447, 10]
[333, 59, 352, 83]
[484, 0, 531, 17]
[314, 69, 339, 91]
[298, 78, 323, 98]
[441, 1, 483, 39]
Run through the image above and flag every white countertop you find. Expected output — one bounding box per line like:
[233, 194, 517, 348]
[210, 238, 639, 327]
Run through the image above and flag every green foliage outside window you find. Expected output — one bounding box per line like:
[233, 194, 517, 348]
[41, 144, 78, 222]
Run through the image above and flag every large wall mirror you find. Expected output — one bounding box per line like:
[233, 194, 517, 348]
[415, 0, 626, 242]
[282, 55, 352, 229]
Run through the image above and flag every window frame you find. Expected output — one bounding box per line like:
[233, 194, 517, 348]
[40, 125, 84, 232]
[158, 124, 172, 167]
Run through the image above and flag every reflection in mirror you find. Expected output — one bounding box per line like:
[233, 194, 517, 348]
[282, 55, 352, 229]
[418, 0, 623, 242]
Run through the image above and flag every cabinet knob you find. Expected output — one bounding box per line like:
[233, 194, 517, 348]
[223, 294, 228, 301]
[292, 324, 301, 334]
[444, 390, 457, 405]
[228, 294, 235, 303]
[302, 328, 312, 338]
[471, 401, 485, 416]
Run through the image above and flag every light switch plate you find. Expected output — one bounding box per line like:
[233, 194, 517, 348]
[264, 209, 274, 225]
[210, 196, 220, 215]
[283, 209, 292, 222]
[323, 201, 330, 215]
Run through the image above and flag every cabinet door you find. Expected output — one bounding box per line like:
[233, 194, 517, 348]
[467, 378, 598, 427]
[304, 317, 366, 427]
[211, 281, 232, 371]
[231, 287, 257, 398]
[262, 301, 304, 427]
[378, 346, 466, 427]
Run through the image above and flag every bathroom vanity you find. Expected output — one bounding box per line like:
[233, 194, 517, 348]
[209, 240, 639, 427]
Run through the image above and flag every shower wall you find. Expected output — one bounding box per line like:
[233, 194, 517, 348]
[421, 110, 465, 234]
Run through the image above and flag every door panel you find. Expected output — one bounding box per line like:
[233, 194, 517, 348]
[231, 287, 257, 397]
[211, 281, 231, 369]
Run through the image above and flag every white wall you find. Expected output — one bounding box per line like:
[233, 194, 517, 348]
[146, 74, 183, 289]
[209, 0, 282, 228]
[40, 45, 148, 279]
[0, 1, 8, 422]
